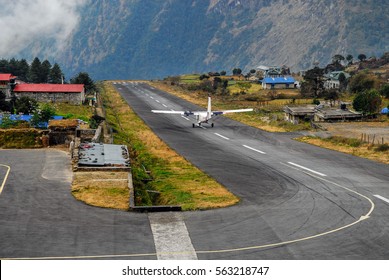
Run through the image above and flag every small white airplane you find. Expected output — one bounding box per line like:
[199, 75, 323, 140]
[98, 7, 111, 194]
[152, 96, 253, 127]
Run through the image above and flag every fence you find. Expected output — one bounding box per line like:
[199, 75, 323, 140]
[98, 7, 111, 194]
[360, 133, 387, 145]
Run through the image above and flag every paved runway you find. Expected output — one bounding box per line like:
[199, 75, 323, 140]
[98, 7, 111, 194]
[0, 149, 155, 260]
[1, 82, 389, 259]
[114, 81, 389, 259]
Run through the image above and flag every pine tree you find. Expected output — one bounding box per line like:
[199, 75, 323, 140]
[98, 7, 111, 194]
[49, 63, 64, 84]
[29, 57, 42, 83]
[70, 72, 96, 92]
[40, 60, 52, 83]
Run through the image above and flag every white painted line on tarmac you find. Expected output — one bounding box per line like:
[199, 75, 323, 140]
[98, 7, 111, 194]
[149, 212, 197, 260]
[287, 162, 327, 177]
[0, 164, 11, 195]
[162, 104, 168, 108]
[374, 195, 389, 205]
[181, 116, 190, 121]
[243, 145, 266, 154]
[150, 96, 154, 99]
[155, 100, 160, 103]
[214, 133, 230, 140]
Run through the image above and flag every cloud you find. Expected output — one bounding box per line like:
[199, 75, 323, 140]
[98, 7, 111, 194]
[0, 0, 89, 57]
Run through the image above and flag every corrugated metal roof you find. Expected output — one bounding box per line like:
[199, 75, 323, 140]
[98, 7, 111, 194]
[0, 74, 16, 81]
[262, 77, 295, 84]
[78, 143, 130, 167]
[13, 84, 84, 93]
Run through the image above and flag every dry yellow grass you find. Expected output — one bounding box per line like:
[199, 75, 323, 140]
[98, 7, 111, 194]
[298, 137, 389, 165]
[72, 171, 130, 210]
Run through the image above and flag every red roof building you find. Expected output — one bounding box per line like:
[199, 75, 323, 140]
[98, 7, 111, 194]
[0, 74, 17, 98]
[13, 84, 84, 93]
[13, 84, 85, 105]
[0, 74, 16, 81]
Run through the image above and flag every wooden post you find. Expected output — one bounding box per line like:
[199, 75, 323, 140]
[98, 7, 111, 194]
[372, 134, 375, 145]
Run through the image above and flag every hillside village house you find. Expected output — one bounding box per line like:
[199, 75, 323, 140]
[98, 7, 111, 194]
[257, 65, 296, 89]
[13, 84, 85, 105]
[284, 104, 362, 124]
[323, 71, 351, 89]
[261, 76, 296, 89]
[0, 74, 16, 98]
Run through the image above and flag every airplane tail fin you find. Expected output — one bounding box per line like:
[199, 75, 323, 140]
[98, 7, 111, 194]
[207, 95, 212, 119]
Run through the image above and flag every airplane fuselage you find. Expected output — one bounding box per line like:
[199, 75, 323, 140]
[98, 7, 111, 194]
[196, 112, 209, 124]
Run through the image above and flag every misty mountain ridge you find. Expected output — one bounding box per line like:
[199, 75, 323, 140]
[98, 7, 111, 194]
[15, 0, 389, 80]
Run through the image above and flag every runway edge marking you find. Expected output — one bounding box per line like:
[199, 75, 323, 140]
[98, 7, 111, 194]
[0, 164, 11, 195]
[195, 164, 376, 255]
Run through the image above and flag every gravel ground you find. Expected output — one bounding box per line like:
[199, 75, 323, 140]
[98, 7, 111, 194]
[318, 121, 389, 144]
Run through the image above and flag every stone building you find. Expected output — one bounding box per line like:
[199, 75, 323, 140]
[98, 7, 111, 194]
[13, 84, 85, 105]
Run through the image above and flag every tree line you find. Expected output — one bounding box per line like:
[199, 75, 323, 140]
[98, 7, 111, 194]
[0, 57, 96, 92]
[0, 57, 64, 84]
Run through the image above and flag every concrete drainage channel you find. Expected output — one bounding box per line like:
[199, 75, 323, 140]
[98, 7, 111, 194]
[127, 172, 182, 212]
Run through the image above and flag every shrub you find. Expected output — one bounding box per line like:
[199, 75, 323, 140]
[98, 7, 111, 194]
[375, 144, 389, 152]
[328, 136, 363, 147]
[89, 114, 105, 129]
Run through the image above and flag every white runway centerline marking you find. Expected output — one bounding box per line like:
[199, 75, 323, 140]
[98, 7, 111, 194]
[287, 162, 327, 177]
[243, 145, 266, 154]
[374, 195, 389, 205]
[162, 104, 168, 108]
[149, 212, 197, 260]
[181, 116, 190, 121]
[214, 133, 230, 140]
[155, 100, 160, 103]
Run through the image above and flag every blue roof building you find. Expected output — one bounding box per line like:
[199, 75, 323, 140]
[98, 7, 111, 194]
[261, 76, 296, 89]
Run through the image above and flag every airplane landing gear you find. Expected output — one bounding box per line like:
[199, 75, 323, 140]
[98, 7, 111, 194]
[211, 123, 214, 128]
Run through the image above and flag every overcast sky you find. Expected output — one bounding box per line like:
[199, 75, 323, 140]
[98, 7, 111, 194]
[0, 0, 89, 58]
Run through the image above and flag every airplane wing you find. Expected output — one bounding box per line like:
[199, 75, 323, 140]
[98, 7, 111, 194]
[212, 108, 253, 115]
[151, 110, 185, 114]
[151, 110, 198, 116]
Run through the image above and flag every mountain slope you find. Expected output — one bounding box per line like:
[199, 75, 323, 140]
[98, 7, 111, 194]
[53, 0, 389, 79]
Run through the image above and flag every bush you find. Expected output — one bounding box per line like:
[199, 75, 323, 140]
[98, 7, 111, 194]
[375, 144, 389, 152]
[328, 136, 363, 147]
[0, 128, 43, 148]
[89, 114, 105, 129]
[353, 89, 382, 115]
[379, 84, 389, 98]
